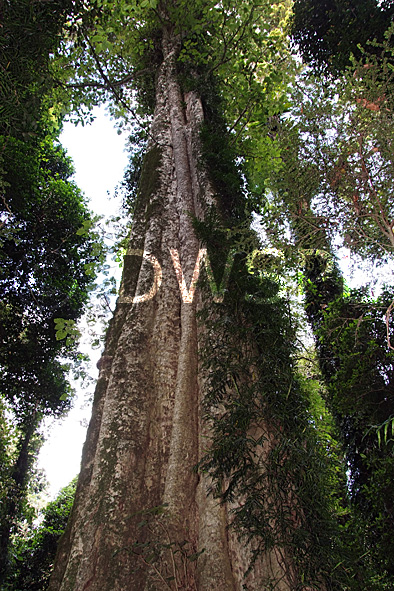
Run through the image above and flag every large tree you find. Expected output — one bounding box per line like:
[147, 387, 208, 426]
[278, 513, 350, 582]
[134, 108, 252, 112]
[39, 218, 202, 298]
[46, 2, 360, 590]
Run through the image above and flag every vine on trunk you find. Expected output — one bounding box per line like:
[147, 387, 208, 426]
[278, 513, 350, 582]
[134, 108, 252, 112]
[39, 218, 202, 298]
[193, 89, 357, 589]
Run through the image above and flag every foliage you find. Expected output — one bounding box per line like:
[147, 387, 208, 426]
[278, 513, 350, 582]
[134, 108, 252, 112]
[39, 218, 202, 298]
[51, 0, 295, 150]
[0, 403, 18, 538]
[0, 134, 100, 419]
[197, 261, 358, 588]
[4, 480, 77, 591]
[0, 0, 84, 139]
[263, 19, 394, 281]
[291, 0, 394, 74]
[0, 0, 104, 580]
[190, 90, 357, 588]
[0, 127, 101, 577]
[259, 19, 394, 581]
[265, 109, 394, 582]
[317, 283, 394, 582]
[3, 0, 393, 588]
[262, 35, 394, 268]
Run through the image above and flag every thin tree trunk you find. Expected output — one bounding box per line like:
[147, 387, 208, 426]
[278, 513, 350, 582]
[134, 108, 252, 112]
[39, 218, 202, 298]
[0, 414, 37, 580]
[49, 31, 298, 591]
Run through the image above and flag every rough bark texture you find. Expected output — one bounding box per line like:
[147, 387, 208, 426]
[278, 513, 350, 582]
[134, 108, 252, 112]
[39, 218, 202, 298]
[49, 31, 295, 591]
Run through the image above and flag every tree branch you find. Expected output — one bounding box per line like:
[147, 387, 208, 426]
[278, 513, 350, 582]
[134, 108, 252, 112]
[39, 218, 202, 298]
[59, 68, 151, 91]
[83, 34, 154, 139]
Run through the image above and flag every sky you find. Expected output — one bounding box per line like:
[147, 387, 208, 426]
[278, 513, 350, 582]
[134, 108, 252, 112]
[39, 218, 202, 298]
[37, 107, 129, 498]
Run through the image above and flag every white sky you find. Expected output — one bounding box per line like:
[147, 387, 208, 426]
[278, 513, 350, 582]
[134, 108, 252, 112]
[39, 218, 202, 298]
[37, 107, 129, 498]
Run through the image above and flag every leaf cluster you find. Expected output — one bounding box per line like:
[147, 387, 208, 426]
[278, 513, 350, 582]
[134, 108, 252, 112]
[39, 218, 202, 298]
[266, 32, 394, 267]
[4, 479, 77, 591]
[301, 248, 394, 585]
[0, 135, 100, 419]
[0, 0, 84, 139]
[291, 0, 394, 75]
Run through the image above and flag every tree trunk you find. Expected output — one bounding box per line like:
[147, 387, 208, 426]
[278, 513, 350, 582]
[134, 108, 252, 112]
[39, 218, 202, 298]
[49, 31, 302, 591]
[0, 414, 38, 580]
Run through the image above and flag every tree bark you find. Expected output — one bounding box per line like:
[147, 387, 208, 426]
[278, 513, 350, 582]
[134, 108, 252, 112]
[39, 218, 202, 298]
[49, 30, 298, 591]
